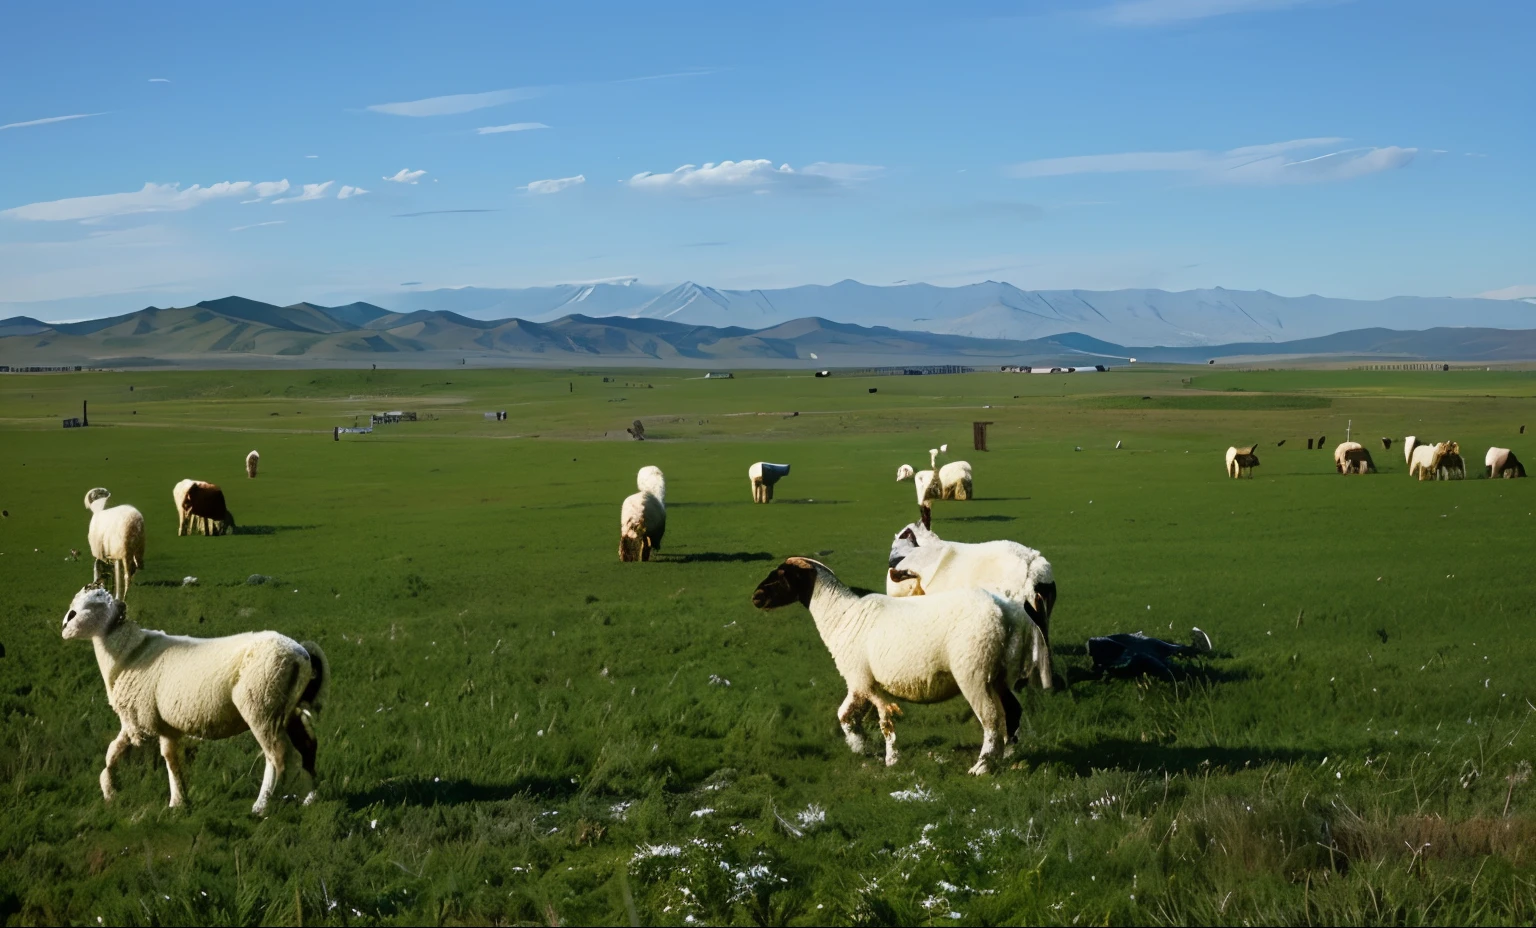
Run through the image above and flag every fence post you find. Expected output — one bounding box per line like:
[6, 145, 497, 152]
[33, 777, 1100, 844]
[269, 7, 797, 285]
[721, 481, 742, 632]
[973, 421, 994, 452]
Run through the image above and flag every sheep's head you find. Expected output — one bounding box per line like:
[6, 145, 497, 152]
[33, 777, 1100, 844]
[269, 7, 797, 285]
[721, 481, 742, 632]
[1021, 556, 1058, 640]
[62, 584, 122, 640]
[751, 557, 820, 610]
[83, 487, 111, 511]
[895, 464, 914, 482]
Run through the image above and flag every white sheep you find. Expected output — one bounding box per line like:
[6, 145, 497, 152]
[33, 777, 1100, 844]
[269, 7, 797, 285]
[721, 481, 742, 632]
[895, 464, 914, 482]
[751, 557, 1027, 774]
[1225, 445, 1259, 479]
[1403, 436, 1420, 467]
[84, 488, 145, 599]
[620, 466, 666, 561]
[1334, 441, 1375, 475]
[60, 584, 330, 815]
[913, 469, 940, 526]
[636, 465, 666, 502]
[1486, 447, 1526, 478]
[938, 460, 974, 500]
[885, 521, 1057, 690]
[1409, 440, 1462, 480]
[172, 479, 200, 536]
[246, 450, 259, 479]
[748, 462, 791, 503]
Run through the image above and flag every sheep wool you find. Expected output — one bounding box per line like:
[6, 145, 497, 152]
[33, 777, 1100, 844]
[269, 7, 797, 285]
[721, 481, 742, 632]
[1486, 447, 1526, 479]
[752, 558, 1024, 775]
[636, 465, 666, 502]
[61, 584, 329, 815]
[619, 490, 666, 561]
[172, 479, 202, 536]
[84, 488, 145, 599]
[246, 450, 260, 479]
[938, 460, 973, 500]
[1225, 445, 1259, 479]
[895, 464, 914, 482]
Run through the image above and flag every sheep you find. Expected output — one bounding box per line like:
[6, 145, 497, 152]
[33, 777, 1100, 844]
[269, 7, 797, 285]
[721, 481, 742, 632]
[748, 462, 791, 503]
[84, 489, 145, 599]
[619, 466, 666, 561]
[246, 450, 259, 479]
[173, 479, 198, 536]
[1435, 442, 1466, 480]
[938, 460, 974, 500]
[1486, 447, 1526, 479]
[1408, 440, 1439, 479]
[896, 464, 915, 482]
[885, 521, 1057, 690]
[750, 557, 1027, 774]
[1225, 445, 1260, 479]
[1403, 436, 1421, 467]
[1381, 437, 1394, 451]
[1340, 446, 1376, 475]
[1334, 441, 1363, 473]
[61, 583, 330, 815]
[913, 469, 941, 526]
[636, 465, 666, 503]
[180, 481, 235, 535]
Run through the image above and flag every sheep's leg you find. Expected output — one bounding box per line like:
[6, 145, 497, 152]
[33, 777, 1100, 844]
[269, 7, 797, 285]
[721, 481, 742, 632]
[873, 698, 903, 767]
[100, 727, 132, 801]
[837, 692, 870, 753]
[249, 727, 289, 816]
[286, 712, 319, 805]
[993, 673, 1022, 747]
[93, 557, 108, 586]
[957, 677, 1005, 776]
[764, 482, 773, 502]
[160, 736, 188, 807]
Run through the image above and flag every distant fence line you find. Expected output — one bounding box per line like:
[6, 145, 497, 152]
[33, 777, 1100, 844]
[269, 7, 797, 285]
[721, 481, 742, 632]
[839, 365, 977, 376]
[1350, 363, 1452, 371]
[0, 366, 83, 373]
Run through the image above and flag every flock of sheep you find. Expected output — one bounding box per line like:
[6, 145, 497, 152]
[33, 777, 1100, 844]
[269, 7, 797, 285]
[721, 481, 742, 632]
[1224, 436, 1525, 481]
[64, 448, 330, 816]
[620, 445, 1058, 776]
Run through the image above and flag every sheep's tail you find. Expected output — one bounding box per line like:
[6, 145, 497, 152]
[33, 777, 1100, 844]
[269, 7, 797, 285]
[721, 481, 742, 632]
[298, 641, 330, 715]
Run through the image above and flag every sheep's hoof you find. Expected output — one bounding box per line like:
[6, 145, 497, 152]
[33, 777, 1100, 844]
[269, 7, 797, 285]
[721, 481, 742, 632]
[844, 734, 866, 754]
[251, 801, 269, 817]
[884, 751, 900, 767]
[967, 759, 992, 776]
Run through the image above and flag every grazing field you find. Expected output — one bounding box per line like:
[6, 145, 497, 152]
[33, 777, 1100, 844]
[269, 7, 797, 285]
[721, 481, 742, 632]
[3, 365, 1536, 926]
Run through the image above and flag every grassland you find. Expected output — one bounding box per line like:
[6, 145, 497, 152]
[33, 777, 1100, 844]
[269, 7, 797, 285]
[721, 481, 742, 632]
[2, 364, 1536, 926]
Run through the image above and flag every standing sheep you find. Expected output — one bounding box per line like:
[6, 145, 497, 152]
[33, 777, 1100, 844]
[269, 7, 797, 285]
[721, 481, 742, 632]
[60, 584, 329, 815]
[750, 557, 1027, 774]
[1225, 445, 1260, 479]
[1486, 447, 1526, 479]
[913, 469, 941, 526]
[180, 481, 235, 535]
[938, 460, 974, 500]
[619, 466, 666, 561]
[886, 521, 1057, 690]
[1403, 436, 1421, 467]
[246, 450, 260, 479]
[1435, 442, 1466, 480]
[748, 462, 791, 503]
[1334, 441, 1375, 475]
[84, 489, 145, 599]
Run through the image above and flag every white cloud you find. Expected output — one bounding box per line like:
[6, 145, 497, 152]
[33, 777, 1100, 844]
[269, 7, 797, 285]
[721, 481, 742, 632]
[0, 113, 106, 131]
[366, 87, 539, 117]
[1477, 285, 1536, 301]
[384, 168, 428, 184]
[627, 159, 882, 195]
[1100, 0, 1347, 26]
[273, 182, 333, 204]
[2, 180, 292, 222]
[1007, 138, 1415, 185]
[231, 220, 285, 232]
[477, 122, 549, 135]
[240, 179, 292, 202]
[337, 185, 369, 199]
[520, 175, 585, 195]
[305, 154, 319, 159]
[148, 78, 171, 83]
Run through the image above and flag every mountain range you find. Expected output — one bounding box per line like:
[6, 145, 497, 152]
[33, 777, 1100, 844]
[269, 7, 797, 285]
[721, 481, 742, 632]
[355, 280, 1536, 347]
[4, 294, 1536, 369]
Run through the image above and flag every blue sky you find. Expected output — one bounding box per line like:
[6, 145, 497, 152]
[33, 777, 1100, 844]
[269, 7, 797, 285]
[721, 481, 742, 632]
[2, 0, 1532, 319]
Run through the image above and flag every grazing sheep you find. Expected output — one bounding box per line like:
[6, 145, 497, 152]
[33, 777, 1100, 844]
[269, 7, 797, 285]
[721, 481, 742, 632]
[84, 489, 145, 599]
[913, 469, 940, 526]
[61, 584, 329, 815]
[1486, 447, 1526, 479]
[1408, 440, 1438, 479]
[748, 462, 791, 503]
[1403, 436, 1421, 467]
[895, 464, 915, 482]
[1334, 441, 1362, 473]
[173, 479, 198, 536]
[181, 481, 235, 535]
[1381, 437, 1394, 451]
[1435, 442, 1466, 480]
[246, 450, 260, 479]
[1225, 445, 1260, 479]
[938, 460, 974, 500]
[750, 557, 1026, 774]
[886, 521, 1057, 690]
[1340, 446, 1376, 475]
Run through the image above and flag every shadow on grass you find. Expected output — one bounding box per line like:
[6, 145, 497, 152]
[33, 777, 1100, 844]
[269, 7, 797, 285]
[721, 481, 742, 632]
[659, 551, 776, 564]
[948, 514, 1017, 523]
[1027, 738, 1322, 776]
[347, 774, 575, 810]
[774, 499, 850, 505]
[235, 524, 318, 535]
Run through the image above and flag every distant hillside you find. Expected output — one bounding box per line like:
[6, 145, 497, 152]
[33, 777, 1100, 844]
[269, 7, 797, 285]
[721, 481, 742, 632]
[4, 296, 1536, 368]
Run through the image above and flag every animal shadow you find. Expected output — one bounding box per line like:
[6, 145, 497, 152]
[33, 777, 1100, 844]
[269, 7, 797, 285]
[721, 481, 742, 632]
[346, 774, 575, 810]
[661, 551, 776, 564]
[234, 524, 318, 536]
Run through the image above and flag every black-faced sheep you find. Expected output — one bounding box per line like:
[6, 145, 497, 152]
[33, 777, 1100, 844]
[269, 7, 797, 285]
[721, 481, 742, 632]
[1486, 447, 1526, 478]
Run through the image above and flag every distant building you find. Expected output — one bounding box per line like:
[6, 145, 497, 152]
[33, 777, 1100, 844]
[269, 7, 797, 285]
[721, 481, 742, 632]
[704, 372, 734, 379]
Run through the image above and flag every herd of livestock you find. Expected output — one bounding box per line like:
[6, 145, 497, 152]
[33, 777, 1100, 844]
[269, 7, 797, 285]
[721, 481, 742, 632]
[1224, 436, 1526, 480]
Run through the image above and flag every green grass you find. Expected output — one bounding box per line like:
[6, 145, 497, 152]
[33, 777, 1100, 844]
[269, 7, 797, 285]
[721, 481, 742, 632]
[2, 366, 1536, 925]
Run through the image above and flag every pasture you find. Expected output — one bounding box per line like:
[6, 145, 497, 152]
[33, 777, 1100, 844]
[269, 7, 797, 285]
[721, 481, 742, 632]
[2, 364, 1536, 926]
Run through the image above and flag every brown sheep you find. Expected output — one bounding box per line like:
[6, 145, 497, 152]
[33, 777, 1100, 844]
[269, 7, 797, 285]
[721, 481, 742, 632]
[182, 481, 236, 535]
[1341, 446, 1376, 474]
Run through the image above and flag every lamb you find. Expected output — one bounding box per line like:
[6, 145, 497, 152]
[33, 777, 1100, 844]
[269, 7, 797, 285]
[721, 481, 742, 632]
[1408, 440, 1439, 480]
[895, 464, 914, 482]
[619, 466, 666, 561]
[179, 480, 235, 535]
[246, 450, 259, 479]
[938, 460, 974, 500]
[750, 557, 1027, 774]
[748, 462, 791, 503]
[1334, 441, 1375, 474]
[84, 489, 145, 599]
[1486, 447, 1526, 479]
[1225, 445, 1260, 479]
[886, 521, 1057, 690]
[60, 583, 329, 815]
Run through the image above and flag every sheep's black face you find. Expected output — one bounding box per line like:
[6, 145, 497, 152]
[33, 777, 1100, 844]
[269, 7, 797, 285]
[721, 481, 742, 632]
[1024, 581, 1057, 638]
[751, 560, 817, 610]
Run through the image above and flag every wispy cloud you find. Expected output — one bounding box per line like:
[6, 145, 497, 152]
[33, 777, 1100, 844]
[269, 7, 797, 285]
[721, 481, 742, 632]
[627, 160, 882, 196]
[1477, 284, 1536, 301]
[273, 182, 333, 204]
[231, 220, 284, 232]
[610, 68, 719, 84]
[337, 185, 369, 199]
[520, 174, 585, 195]
[1099, 0, 1347, 26]
[393, 209, 500, 218]
[148, 78, 171, 83]
[366, 87, 539, 117]
[384, 168, 427, 184]
[240, 180, 291, 203]
[3, 180, 291, 222]
[1, 113, 106, 131]
[477, 122, 549, 135]
[1007, 138, 1415, 185]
